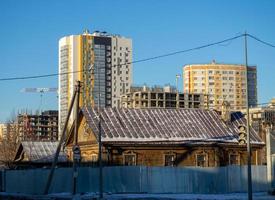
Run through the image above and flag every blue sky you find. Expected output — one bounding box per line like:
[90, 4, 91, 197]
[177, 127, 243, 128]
[0, 0, 275, 122]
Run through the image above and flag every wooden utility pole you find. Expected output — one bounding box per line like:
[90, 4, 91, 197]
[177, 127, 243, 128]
[72, 81, 81, 194]
[244, 32, 252, 200]
[97, 65, 103, 199]
[44, 81, 80, 195]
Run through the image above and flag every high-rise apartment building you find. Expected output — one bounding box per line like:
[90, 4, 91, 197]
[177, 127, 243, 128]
[183, 61, 257, 111]
[58, 30, 132, 134]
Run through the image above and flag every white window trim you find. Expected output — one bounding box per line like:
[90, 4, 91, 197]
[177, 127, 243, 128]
[123, 152, 137, 166]
[196, 153, 208, 167]
[163, 153, 176, 166]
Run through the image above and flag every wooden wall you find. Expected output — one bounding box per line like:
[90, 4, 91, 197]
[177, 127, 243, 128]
[67, 144, 264, 167]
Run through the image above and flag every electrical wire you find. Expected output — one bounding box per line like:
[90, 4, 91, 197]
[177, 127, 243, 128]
[0, 34, 245, 82]
[1, 33, 274, 82]
[247, 33, 275, 48]
[132, 34, 244, 64]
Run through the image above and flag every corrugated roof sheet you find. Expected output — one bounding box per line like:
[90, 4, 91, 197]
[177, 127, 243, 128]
[21, 141, 67, 163]
[82, 107, 263, 145]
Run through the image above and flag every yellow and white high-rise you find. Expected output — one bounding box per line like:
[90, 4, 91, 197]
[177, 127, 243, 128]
[58, 30, 132, 136]
[183, 61, 257, 111]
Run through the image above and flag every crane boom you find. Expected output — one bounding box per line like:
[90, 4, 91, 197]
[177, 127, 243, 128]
[21, 87, 58, 93]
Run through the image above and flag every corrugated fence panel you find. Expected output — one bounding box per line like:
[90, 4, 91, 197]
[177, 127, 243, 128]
[1, 165, 268, 195]
[251, 165, 268, 192]
[77, 167, 98, 193]
[272, 156, 275, 188]
[5, 168, 73, 194]
[103, 166, 142, 193]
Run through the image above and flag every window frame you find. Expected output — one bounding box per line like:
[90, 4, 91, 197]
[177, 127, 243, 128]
[164, 153, 176, 167]
[123, 153, 137, 166]
[229, 153, 240, 165]
[196, 153, 208, 167]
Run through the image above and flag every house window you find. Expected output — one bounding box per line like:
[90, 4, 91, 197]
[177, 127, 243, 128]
[91, 154, 98, 162]
[164, 154, 176, 166]
[229, 154, 239, 165]
[124, 154, 136, 166]
[196, 154, 207, 167]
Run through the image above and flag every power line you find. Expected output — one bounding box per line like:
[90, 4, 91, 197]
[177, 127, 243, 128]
[0, 34, 245, 82]
[132, 34, 244, 64]
[247, 33, 275, 48]
[0, 70, 83, 81]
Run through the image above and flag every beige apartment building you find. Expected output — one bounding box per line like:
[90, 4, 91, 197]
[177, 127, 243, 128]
[120, 86, 208, 109]
[183, 61, 257, 111]
[0, 123, 8, 139]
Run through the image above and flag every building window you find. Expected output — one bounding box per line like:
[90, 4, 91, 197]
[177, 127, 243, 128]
[209, 76, 214, 80]
[196, 154, 207, 167]
[124, 153, 136, 166]
[229, 154, 239, 165]
[164, 154, 176, 166]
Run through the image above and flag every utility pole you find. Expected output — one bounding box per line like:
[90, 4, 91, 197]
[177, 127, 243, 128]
[97, 65, 103, 199]
[175, 74, 180, 109]
[175, 74, 181, 92]
[72, 81, 81, 195]
[245, 32, 252, 200]
[44, 84, 78, 194]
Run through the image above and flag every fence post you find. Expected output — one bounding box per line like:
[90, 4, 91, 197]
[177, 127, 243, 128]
[0, 169, 5, 192]
[266, 126, 272, 189]
[0, 169, 2, 192]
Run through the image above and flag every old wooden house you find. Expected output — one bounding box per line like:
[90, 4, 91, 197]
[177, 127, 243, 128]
[66, 107, 264, 167]
[14, 141, 68, 167]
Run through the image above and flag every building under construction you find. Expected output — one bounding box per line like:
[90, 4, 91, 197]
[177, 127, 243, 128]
[120, 86, 208, 109]
[17, 110, 58, 141]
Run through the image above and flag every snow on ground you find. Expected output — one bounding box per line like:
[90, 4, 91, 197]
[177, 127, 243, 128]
[1, 192, 275, 200]
[103, 193, 275, 200]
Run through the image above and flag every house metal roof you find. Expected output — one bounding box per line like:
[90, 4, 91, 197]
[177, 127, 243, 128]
[82, 107, 263, 145]
[17, 141, 68, 163]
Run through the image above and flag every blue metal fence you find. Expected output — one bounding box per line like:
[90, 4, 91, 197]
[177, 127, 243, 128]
[0, 165, 268, 195]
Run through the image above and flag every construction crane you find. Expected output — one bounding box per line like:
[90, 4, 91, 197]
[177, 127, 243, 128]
[21, 87, 58, 112]
[21, 87, 58, 93]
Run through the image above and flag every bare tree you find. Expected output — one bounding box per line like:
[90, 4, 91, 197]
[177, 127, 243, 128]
[0, 114, 20, 168]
